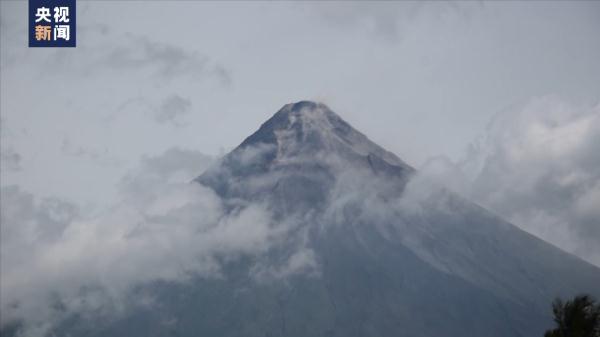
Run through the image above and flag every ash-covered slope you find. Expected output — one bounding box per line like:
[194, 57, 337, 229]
[197, 101, 414, 213]
[54, 101, 600, 337]
[193, 101, 600, 336]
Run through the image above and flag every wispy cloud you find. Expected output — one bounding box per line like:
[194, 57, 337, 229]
[0, 147, 307, 336]
[421, 96, 600, 266]
[61, 138, 122, 167]
[300, 2, 480, 40]
[0, 147, 21, 171]
[153, 95, 192, 126]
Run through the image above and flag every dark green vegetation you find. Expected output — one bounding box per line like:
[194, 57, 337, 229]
[545, 295, 600, 337]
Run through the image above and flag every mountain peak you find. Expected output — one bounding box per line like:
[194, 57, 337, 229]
[236, 101, 411, 170]
[283, 100, 326, 113]
[197, 102, 415, 205]
[277, 101, 338, 124]
[238, 101, 338, 148]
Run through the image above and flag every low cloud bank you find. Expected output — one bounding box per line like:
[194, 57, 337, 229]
[0, 148, 294, 336]
[421, 96, 600, 266]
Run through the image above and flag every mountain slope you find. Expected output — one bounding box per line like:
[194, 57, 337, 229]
[52, 101, 600, 337]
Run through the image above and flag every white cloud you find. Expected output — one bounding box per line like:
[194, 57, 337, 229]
[0, 148, 294, 336]
[421, 96, 600, 266]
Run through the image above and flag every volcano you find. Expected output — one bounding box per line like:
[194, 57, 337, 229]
[54, 101, 600, 337]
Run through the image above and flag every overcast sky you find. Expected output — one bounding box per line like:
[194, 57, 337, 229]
[1, 1, 600, 265]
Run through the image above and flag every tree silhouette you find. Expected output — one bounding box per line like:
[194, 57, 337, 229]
[544, 295, 600, 337]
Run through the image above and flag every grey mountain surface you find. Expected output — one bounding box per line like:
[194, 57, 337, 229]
[21, 101, 600, 337]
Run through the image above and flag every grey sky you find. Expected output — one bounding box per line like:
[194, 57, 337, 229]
[1, 2, 599, 261]
[1, 3, 600, 333]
